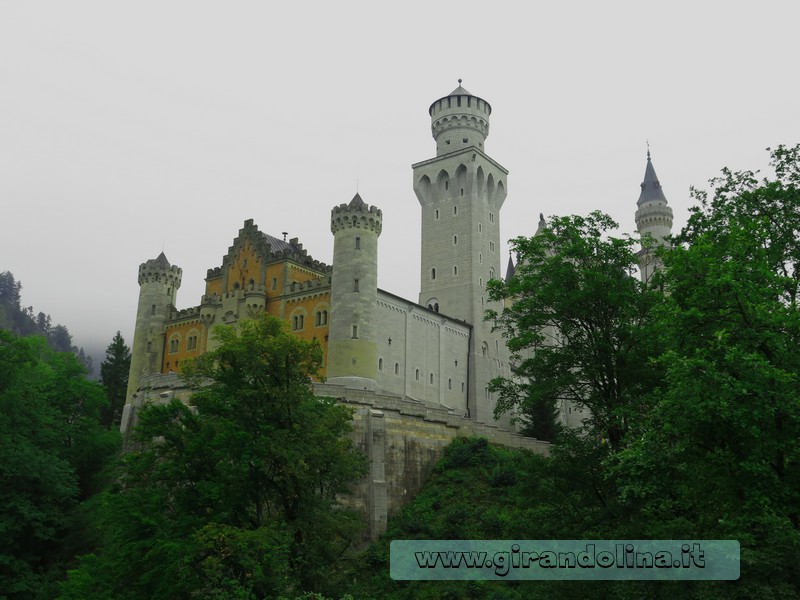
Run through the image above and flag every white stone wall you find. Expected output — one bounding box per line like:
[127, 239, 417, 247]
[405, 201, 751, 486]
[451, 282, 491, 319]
[374, 290, 471, 414]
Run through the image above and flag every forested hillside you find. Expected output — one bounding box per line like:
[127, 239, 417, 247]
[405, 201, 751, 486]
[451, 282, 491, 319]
[0, 271, 94, 373]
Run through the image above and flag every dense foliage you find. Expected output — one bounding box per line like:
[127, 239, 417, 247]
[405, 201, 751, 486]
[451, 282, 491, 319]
[0, 332, 118, 599]
[486, 211, 664, 447]
[61, 315, 367, 600]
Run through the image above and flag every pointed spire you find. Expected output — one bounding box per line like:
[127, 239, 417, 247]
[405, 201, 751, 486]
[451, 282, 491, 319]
[153, 252, 170, 267]
[637, 148, 668, 206]
[505, 251, 516, 281]
[535, 212, 547, 235]
[348, 192, 365, 209]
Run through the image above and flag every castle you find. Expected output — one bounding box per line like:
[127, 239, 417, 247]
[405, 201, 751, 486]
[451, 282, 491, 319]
[120, 84, 673, 537]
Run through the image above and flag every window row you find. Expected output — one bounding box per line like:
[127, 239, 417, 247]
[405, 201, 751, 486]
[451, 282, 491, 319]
[376, 359, 466, 392]
[290, 308, 329, 331]
[168, 333, 200, 354]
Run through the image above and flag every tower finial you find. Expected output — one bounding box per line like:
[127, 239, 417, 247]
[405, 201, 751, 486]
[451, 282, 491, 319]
[458, 78, 462, 86]
[646, 139, 651, 160]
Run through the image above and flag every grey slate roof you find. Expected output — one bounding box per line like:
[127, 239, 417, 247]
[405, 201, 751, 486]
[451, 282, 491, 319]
[152, 252, 170, 267]
[349, 192, 365, 209]
[262, 233, 295, 254]
[637, 153, 668, 206]
[505, 253, 516, 281]
[449, 84, 472, 96]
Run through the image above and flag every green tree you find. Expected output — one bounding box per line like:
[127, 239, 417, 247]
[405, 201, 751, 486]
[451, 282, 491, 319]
[0, 331, 118, 599]
[63, 315, 367, 599]
[613, 145, 800, 597]
[99, 331, 130, 429]
[486, 211, 664, 449]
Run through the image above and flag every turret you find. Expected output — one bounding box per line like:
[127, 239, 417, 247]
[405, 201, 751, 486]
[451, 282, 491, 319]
[327, 193, 383, 390]
[125, 252, 182, 404]
[429, 79, 492, 156]
[635, 149, 674, 283]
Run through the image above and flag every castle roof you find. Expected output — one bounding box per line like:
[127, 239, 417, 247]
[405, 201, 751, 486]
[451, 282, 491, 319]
[349, 192, 365, 209]
[146, 252, 171, 267]
[637, 151, 668, 206]
[449, 83, 471, 96]
[262, 232, 295, 254]
[505, 253, 516, 281]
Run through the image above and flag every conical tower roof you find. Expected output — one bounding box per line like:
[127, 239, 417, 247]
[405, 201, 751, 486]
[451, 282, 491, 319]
[349, 192, 365, 209]
[637, 150, 668, 206]
[505, 252, 516, 281]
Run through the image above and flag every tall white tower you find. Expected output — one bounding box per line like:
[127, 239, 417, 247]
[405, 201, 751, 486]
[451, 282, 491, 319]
[327, 193, 383, 390]
[412, 82, 510, 424]
[635, 149, 674, 282]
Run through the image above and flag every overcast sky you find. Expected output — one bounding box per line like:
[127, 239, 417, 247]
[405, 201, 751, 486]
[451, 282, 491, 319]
[2, 1, 798, 360]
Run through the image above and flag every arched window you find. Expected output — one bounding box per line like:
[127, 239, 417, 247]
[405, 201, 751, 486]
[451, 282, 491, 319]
[430, 373, 434, 384]
[378, 358, 383, 371]
[415, 369, 420, 381]
[395, 363, 399, 375]
[431, 268, 436, 280]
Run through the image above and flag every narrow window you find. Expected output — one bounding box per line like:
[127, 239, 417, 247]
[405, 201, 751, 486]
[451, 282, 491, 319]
[166, 288, 171, 296]
[378, 358, 383, 371]
[490, 241, 495, 252]
[448, 378, 452, 390]
[355, 237, 361, 249]
[480, 278, 483, 287]
[430, 373, 434, 384]
[457, 96, 461, 107]
[479, 253, 482, 263]
[151, 304, 156, 315]
[315, 311, 321, 326]
[271, 277, 277, 290]
[460, 188, 464, 196]
[461, 382, 465, 392]
[431, 268, 436, 280]
[395, 363, 399, 375]
[453, 235, 457, 245]
[146, 341, 152, 352]
[354, 278, 359, 292]
[490, 268, 495, 279]
[434, 302, 439, 312]
[445, 181, 449, 191]
[478, 223, 482, 233]
[322, 310, 328, 325]
[435, 209, 439, 220]
[453, 206, 458, 215]
[453, 266, 458, 276]
[415, 369, 420, 381]
[352, 325, 358, 338]
[462, 138, 468, 144]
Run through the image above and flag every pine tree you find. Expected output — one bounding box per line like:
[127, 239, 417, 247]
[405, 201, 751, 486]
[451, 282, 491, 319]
[99, 331, 131, 429]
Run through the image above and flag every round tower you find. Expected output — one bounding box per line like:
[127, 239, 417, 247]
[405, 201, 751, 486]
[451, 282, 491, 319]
[429, 79, 492, 156]
[126, 252, 182, 402]
[327, 193, 382, 390]
[635, 149, 674, 283]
